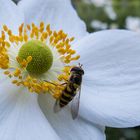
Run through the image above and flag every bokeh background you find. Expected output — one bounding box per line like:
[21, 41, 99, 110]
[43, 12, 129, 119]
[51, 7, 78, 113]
[12, 0, 140, 139]
[72, 0, 140, 33]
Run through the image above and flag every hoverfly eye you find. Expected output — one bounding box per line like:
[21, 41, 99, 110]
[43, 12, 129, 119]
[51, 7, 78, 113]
[70, 67, 77, 72]
[81, 70, 84, 75]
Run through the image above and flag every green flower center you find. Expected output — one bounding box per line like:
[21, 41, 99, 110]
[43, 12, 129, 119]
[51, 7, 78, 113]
[18, 40, 53, 75]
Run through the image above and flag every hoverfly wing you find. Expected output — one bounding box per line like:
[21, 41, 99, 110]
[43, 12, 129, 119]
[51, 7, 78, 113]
[71, 86, 81, 120]
[53, 100, 61, 113]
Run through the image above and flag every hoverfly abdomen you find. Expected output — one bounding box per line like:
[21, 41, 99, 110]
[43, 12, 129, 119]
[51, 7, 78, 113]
[59, 82, 76, 107]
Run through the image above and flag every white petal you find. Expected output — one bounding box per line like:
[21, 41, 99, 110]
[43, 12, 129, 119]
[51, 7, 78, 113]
[38, 94, 105, 140]
[73, 30, 140, 127]
[0, 0, 24, 33]
[18, 0, 87, 40]
[0, 80, 60, 140]
[0, 70, 7, 82]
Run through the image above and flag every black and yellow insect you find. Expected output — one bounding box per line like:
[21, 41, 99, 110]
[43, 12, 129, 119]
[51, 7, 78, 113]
[54, 64, 84, 119]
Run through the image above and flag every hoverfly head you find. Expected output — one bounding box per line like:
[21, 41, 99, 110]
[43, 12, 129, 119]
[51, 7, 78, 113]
[70, 64, 84, 75]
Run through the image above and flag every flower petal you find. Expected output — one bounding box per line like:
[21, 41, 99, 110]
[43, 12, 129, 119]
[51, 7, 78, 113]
[0, 0, 24, 33]
[73, 30, 140, 127]
[18, 0, 87, 40]
[38, 94, 105, 140]
[0, 70, 7, 82]
[0, 80, 60, 140]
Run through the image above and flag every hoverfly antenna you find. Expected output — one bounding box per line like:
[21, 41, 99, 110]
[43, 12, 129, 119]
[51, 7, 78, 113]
[78, 63, 83, 68]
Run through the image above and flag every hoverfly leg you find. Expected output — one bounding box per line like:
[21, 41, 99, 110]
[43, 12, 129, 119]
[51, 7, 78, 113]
[60, 82, 67, 86]
[44, 80, 67, 86]
[44, 80, 57, 86]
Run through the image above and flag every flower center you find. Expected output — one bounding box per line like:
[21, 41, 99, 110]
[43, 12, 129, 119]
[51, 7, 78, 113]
[18, 40, 53, 75]
[0, 22, 80, 99]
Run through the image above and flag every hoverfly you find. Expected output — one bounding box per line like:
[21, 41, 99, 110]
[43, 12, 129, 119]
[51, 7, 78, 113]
[54, 64, 84, 119]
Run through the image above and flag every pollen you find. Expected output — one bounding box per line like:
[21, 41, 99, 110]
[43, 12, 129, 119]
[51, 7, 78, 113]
[0, 22, 80, 98]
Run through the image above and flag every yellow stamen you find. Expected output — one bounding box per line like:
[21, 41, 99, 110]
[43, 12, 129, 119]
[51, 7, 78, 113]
[3, 25, 8, 32]
[4, 70, 10, 75]
[12, 80, 18, 84]
[0, 22, 80, 98]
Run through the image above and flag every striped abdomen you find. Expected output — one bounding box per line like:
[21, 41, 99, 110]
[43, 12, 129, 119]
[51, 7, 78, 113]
[59, 74, 82, 107]
[59, 82, 78, 107]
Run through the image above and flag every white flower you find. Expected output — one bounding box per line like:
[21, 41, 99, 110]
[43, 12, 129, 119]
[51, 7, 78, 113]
[0, 0, 140, 140]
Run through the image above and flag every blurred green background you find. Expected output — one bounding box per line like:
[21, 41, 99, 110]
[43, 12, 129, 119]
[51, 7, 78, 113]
[12, 0, 140, 139]
[71, 0, 140, 140]
[72, 0, 140, 33]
